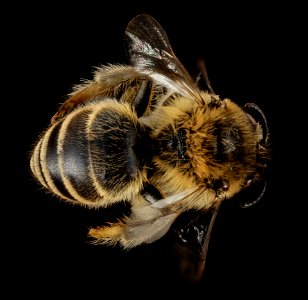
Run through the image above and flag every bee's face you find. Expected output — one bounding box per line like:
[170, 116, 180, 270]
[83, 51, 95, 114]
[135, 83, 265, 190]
[149, 96, 267, 197]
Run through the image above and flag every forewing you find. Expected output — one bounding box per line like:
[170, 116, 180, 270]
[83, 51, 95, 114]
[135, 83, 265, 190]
[124, 14, 201, 100]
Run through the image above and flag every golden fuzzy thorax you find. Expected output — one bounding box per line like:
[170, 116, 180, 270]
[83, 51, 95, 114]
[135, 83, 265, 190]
[142, 92, 262, 200]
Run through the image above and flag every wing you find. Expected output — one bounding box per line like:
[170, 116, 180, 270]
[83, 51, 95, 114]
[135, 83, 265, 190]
[124, 14, 202, 102]
[51, 14, 202, 124]
[171, 203, 221, 282]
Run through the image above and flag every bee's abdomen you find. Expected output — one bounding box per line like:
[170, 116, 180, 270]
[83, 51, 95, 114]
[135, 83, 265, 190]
[30, 101, 144, 206]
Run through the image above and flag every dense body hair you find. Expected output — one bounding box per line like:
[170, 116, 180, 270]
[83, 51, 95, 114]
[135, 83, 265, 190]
[30, 14, 271, 265]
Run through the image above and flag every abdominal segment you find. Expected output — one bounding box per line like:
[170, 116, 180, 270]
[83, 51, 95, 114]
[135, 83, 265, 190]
[30, 101, 145, 206]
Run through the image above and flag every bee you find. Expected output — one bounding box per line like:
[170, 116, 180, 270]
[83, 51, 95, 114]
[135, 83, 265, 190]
[30, 14, 271, 279]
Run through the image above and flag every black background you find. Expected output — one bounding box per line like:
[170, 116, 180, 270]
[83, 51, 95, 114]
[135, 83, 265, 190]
[4, 1, 302, 298]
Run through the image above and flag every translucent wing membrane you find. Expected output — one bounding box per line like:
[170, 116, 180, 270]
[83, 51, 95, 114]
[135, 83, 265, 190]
[124, 14, 202, 101]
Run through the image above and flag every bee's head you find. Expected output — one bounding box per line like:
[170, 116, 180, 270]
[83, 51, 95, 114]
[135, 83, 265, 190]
[207, 99, 270, 201]
[183, 98, 271, 199]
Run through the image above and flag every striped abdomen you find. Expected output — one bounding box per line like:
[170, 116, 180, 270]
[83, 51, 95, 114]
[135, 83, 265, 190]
[30, 100, 146, 207]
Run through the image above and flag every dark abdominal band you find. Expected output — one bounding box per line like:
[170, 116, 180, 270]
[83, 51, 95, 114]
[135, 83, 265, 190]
[60, 109, 99, 200]
[40, 106, 141, 202]
[89, 109, 140, 192]
[47, 109, 98, 201]
[45, 120, 72, 199]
